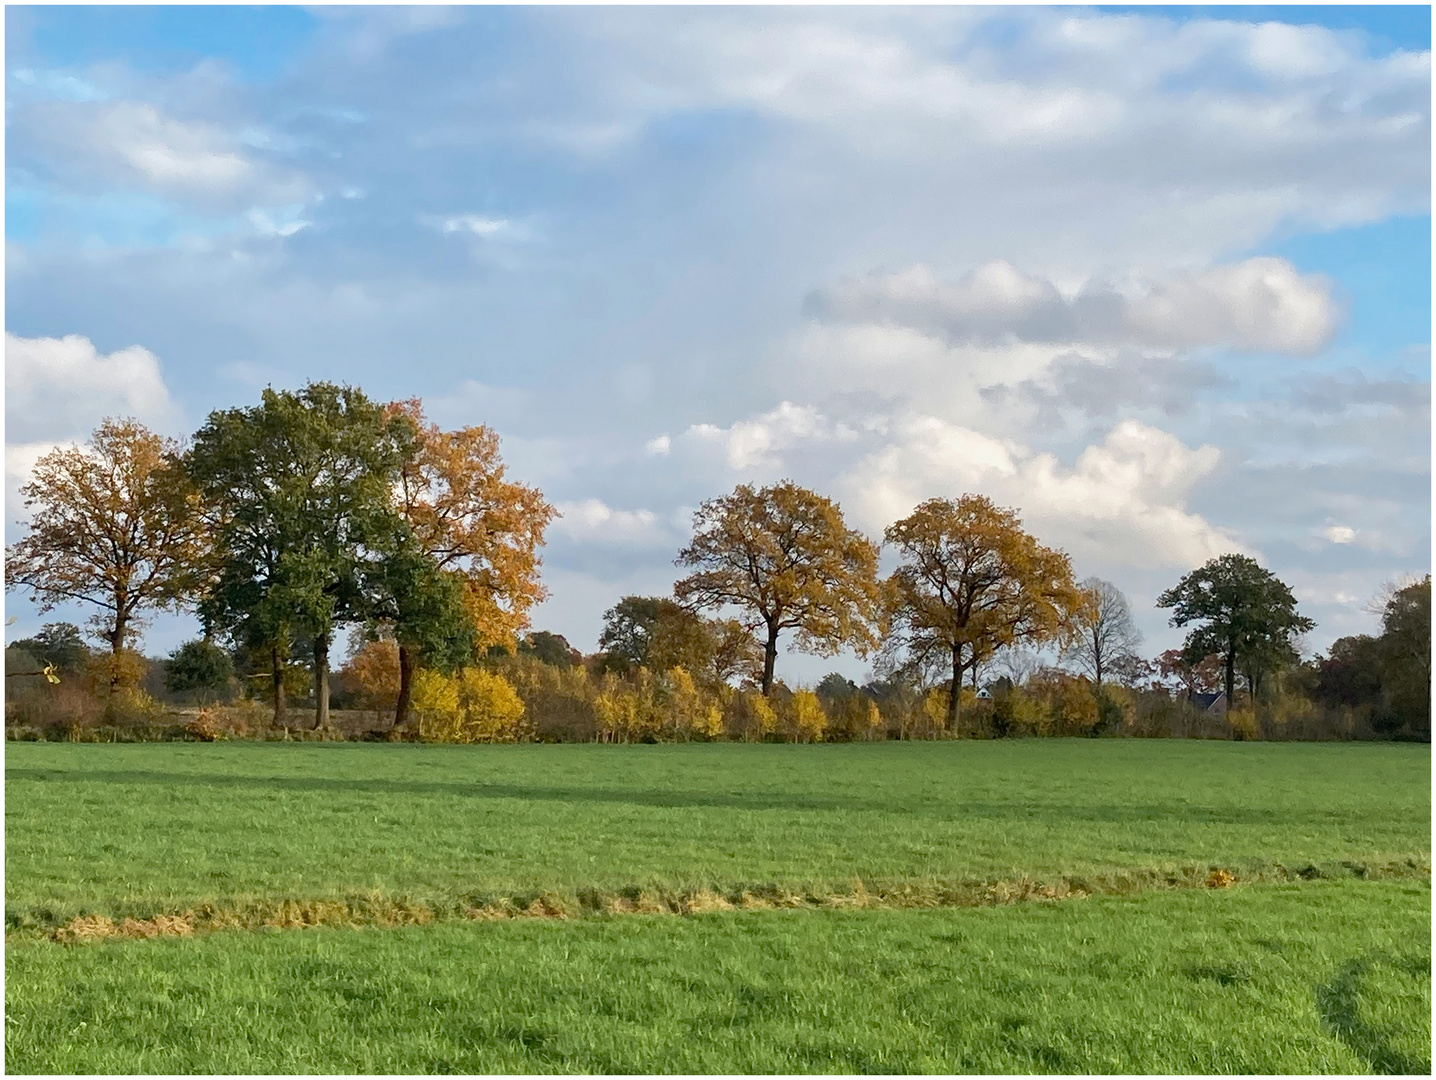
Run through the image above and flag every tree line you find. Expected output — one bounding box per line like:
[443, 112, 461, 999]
[5, 380, 1429, 742]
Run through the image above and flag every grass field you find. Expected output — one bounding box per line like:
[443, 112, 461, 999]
[6, 740, 1431, 1073]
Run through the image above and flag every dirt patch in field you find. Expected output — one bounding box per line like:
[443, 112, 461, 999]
[26, 858, 1429, 945]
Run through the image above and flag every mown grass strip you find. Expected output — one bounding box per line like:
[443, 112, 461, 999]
[17, 857, 1429, 945]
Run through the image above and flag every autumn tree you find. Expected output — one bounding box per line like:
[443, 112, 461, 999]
[884, 495, 1083, 731]
[5, 420, 208, 689]
[1062, 577, 1142, 685]
[674, 481, 881, 694]
[188, 383, 413, 729]
[1156, 554, 1314, 711]
[386, 401, 554, 730]
[1156, 648, 1224, 699]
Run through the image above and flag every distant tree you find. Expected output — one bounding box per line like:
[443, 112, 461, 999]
[1374, 575, 1431, 737]
[816, 672, 861, 704]
[8, 622, 90, 673]
[1156, 554, 1314, 711]
[1155, 648, 1223, 699]
[1062, 578, 1142, 685]
[674, 482, 881, 694]
[341, 637, 401, 716]
[598, 596, 667, 672]
[5, 420, 209, 684]
[518, 630, 582, 669]
[884, 495, 1083, 730]
[188, 383, 413, 729]
[165, 639, 235, 703]
[1314, 635, 1383, 710]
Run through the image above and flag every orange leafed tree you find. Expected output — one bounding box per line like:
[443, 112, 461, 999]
[884, 494, 1083, 731]
[5, 419, 209, 684]
[674, 481, 881, 695]
[386, 400, 555, 728]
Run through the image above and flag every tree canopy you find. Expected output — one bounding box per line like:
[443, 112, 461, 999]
[5, 420, 209, 672]
[1156, 553, 1314, 711]
[1062, 577, 1143, 686]
[674, 481, 881, 694]
[187, 382, 413, 728]
[883, 494, 1083, 729]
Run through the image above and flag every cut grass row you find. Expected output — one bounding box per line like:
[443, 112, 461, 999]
[7, 879, 1429, 1074]
[6, 740, 1428, 929]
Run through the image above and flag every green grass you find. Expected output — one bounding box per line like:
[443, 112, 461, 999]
[7, 740, 1430, 1073]
[6, 740, 1429, 926]
[6, 880, 1429, 1074]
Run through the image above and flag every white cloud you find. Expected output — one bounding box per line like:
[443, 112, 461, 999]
[840, 416, 1239, 570]
[422, 213, 520, 240]
[1323, 524, 1357, 544]
[685, 401, 856, 470]
[18, 100, 311, 210]
[811, 257, 1338, 354]
[4, 333, 177, 446]
[645, 434, 671, 455]
[550, 498, 668, 547]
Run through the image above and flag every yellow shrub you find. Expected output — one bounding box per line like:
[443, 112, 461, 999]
[1053, 677, 1100, 735]
[787, 689, 827, 743]
[594, 674, 639, 742]
[84, 649, 148, 695]
[922, 687, 949, 736]
[455, 668, 527, 742]
[412, 668, 461, 738]
[664, 666, 723, 740]
[1227, 707, 1259, 741]
[735, 690, 778, 741]
[416, 667, 526, 743]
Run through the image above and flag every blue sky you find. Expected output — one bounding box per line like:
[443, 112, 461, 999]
[5, 6, 1430, 683]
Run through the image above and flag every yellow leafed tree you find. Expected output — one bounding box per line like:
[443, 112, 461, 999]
[386, 400, 555, 728]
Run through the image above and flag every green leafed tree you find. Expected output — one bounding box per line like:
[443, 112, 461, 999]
[187, 383, 414, 729]
[1156, 553, 1315, 712]
[165, 638, 235, 704]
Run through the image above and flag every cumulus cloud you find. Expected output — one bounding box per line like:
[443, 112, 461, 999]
[5, 333, 177, 446]
[684, 401, 857, 470]
[550, 498, 669, 547]
[839, 416, 1238, 570]
[809, 257, 1339, 354]
[14, 99, 311, 210]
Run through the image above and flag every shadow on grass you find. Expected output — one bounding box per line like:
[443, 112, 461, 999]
[1317, 952, 1431, 1075]
[6, 767, 1362, 826]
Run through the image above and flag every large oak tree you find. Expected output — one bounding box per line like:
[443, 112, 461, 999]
[884, 495, 1083, 730]
[188, 383, 412, 729]
[674, 481, 880, 694]
[5, 420, 208, 689]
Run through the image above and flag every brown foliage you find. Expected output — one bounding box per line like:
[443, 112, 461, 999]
[5, 420, 209, 657]
[675, 481, 881, 694]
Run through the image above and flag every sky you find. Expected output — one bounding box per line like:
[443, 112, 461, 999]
[4, 5, 1431, 685]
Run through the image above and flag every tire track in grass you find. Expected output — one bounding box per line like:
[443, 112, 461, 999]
[18, 858, 1429, 945]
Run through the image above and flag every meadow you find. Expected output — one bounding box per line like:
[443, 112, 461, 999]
[6, 740, 1431, 1073]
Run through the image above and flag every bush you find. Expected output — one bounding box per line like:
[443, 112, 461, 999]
[784, 689, 827, 743]
[414, 667, 527, 743]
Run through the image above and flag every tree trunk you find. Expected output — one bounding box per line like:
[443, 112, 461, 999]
[946, 645, 963, 731]
[271, 643, 288, 728]
[1224, 645, 1236, 714]
[313, 633, 330, 731]
[108, 608, 129, 695]
[393, 644, 418, 734]
[760, 623, 779, 696]
[1093, 633, 1103, 686]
